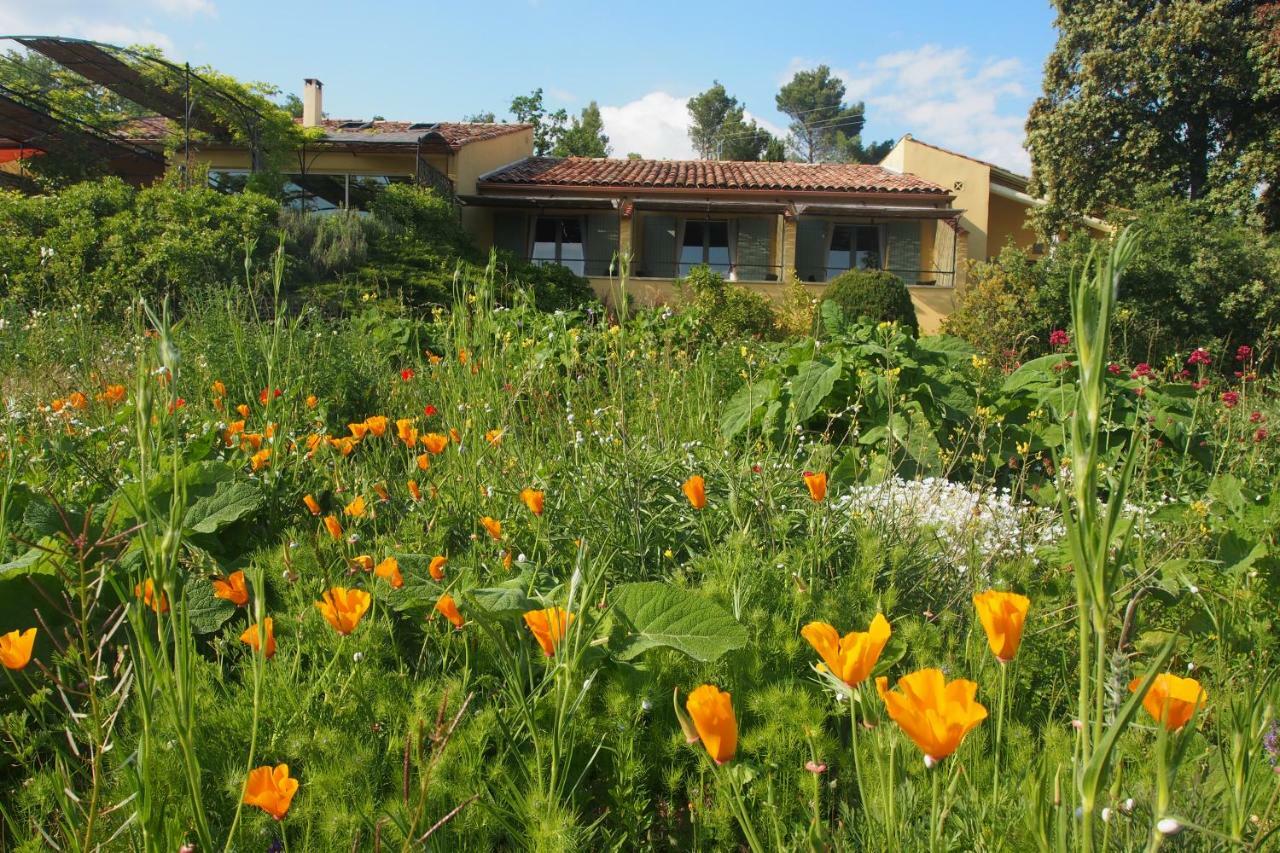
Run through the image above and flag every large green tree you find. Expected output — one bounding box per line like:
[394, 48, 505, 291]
[1026, 0, 1280, 234]
[509, 88, 570, 156]
[686, 81, 783, 161]
[553, 101, 611, 157]
[775, 65, 886, 163]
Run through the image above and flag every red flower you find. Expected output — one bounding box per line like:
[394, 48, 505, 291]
[1235, 345, 1253, 362]
[1249, 411, 1263, 423]
[1221, 391, 1240, 409]
[1130, 363, 1153, 379]
[1187, 348, 1212, 366]
[259, 388, 282, 405]
[1255, 428, 1269, 443]
[1107, 363, 1122, 375]
[168, 397, 186, 413]
[424, 404, 438, 417]
[1192, 379, 1209, 391]
[400, 368, 416, 382]
[1048, 329, 1070, 349]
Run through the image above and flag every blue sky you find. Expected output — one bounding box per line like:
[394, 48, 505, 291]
[1, 0, 1058, 171]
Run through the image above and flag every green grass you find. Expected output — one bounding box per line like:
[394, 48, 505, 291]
[1, 251, 1279, 852]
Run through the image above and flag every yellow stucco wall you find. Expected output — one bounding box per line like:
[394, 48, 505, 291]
[454, 128, 534, 235]
[585, 276, 953, 335]
[986, 191, 1040, 258]
[888, 138, 994, 264]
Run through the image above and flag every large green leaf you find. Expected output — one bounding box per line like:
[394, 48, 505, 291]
[183, 481, 264, 535]
[720, 378, 778, 439]
[468, 584, 539, 615]
[610, 582, 747, 662]
[185, 575, 238, 634]
[788, 358, 842, 425]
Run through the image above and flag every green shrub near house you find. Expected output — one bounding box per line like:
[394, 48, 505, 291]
[820, 267, 919, 336]
[677, 264, 780, 340]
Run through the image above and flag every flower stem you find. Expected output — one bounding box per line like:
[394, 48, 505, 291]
[992, 661, 1008, 807]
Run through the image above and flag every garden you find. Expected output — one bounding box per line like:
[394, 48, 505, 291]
[0, 199, 1278, 853]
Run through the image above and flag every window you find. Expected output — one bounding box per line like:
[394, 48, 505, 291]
[827, 224, 881, 279]
[531, 217, 585, 276]
[679, 220, 730, 276]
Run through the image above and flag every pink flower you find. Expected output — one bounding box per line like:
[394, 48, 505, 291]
[1235, 345, 1253, 362]
[1221, 391, 1240, 409]
[1250, 411, 1264, 423]
[1255, 428, 1269, 443]
[1130, 363, 1153, 379]
[1192, 379, 1209, 392]
[805, 760, 828, 774]
[1187, 348, 1212, 367]
[400, 368, 416, 382]
[1049, 329, 1070, 349]
[1107, 363, 1123, 375]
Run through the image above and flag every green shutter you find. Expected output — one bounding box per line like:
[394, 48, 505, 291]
[735, 218, 771, 281]
[884, 221, 922, 284]
[640, 215, 677, 278]
[795, 218, 827, 282]
[585, 213, 619, 277]
[493, 212, 528, 258]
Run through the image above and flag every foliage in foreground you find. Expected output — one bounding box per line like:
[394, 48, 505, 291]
[0, 240, 1279, 850]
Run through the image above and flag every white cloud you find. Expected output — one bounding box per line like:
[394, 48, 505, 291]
[599, 91, 695, 159]
[783, 46, 1033, 173]
[0, 0, 216, 55]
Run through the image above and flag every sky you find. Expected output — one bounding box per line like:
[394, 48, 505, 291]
[0, 0, 1059, 173]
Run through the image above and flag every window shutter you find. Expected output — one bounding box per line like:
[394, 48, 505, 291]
[585, 213, 619, 277]
[493, 212, 528, 258]
[640, 215, 677, 278]
[884, 221, 922, 284]
[795, 218, 827, 282]
[735, 218, 771, 281]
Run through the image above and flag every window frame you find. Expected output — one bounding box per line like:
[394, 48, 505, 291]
[530, 215, 587, 275]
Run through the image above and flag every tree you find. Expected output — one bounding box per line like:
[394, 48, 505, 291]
[463, 110, 497, 123]
[687, 81, 781, 161]
[510, 88, 569, 155]
[553, 101, 610, 158]
[775, 65, 869, 163]
[1026, 0, 1280, 234]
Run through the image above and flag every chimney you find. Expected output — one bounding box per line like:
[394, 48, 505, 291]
[303, 78, 323, 127]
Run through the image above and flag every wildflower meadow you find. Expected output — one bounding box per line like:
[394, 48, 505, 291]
[2, 231, 1280, 852]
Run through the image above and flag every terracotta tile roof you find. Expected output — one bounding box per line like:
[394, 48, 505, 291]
[480, 156, 947, 194]
[302, 119, 530, 149]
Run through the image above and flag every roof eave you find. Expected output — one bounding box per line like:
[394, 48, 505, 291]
[475, 182, 953, 204]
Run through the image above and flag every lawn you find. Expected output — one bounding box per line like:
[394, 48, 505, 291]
[1, 238, 1278, 852]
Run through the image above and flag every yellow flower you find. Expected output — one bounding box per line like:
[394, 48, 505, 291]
[243, 763, 298, 821]
[351, 555, 374, 573]
[485, 428, 505, 446]
[682, 475, 707, 510]
[972, 590, 1031, 663]
[344, 495, 366, 517]
[523, 607, 573, 656]
[315, 587, 371, 635]
[685, 684, 738, 764]
[880, 669, 987, 761]
[0, 627, 36, 670]
[801, 614, 891, 688]
[1128, 673, 1206, 732]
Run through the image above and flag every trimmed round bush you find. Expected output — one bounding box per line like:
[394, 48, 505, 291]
[822, 268, 919, 336]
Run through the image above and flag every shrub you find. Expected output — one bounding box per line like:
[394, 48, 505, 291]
[821, 268, 919, 336]
[943, 244, 1050, 363]
[678, 265, 778, 340]
[279, 207, 373, 281]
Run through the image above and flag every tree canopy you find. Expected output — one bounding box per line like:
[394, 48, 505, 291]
[509, 89, 609, 157]
[1026, 0, 1280, 234]
[686, 81, 783, 161]
[774, 65, 889, 163]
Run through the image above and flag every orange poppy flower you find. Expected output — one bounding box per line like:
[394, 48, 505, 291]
[396, 418, 418, 447]
[408, 480, 422, 501]
[303, 494, 322, 516]
[351, 555, 374, 573]
[416, 453, 431, 471]
[373, 483, 391, 502]
[421, 433, 449, 455]
[224, 420, 246, 447]
[485, 428, 504, 446]
[523, 607, 574, 656]
[50, 398, 66, 413]
[0, 627, 36, 670]
[315, 587, 371, 635]
[239, 433, 264, 452]
[212, 380, 227, 398]
[1128, 673, 1206, 732]
[803, 471, 828, 502]
[305, 434, 324, 456]
[520, 488, 545, 516]
[480, 516, 502, 540]
[685, 684, 738, 764]
[328, 436, 357, 457]
[348, 422, 371, 440]
[344, 496, 366, 517]
[502, 550, 513, 571]
[973, 590, 1031, 663]
[429, 555, 448, 581]
[243, 763, 298, 821]
[435, 594, 464, 629]
[68, 391, 89, 410]
[250, 448, 272, 471]
[375, 556, 404, 589]
[323, 515, 343, 541]
[134, 579, 169, 613]
[98, 384, 126, 406]
[682, 475, 706, 510]
[458, 349, 469, 365]
[237, 403, 251, 419]
[801, 613, 891, 688]
[364, 415, 388, 437]
[212, 570, 249, 607]
[880, 668, 988, 761]
[240, 617, 276, 659]
[264, 422, 277, 439]
[449, 428, 462, 444]
[306, 394, 319, 409]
